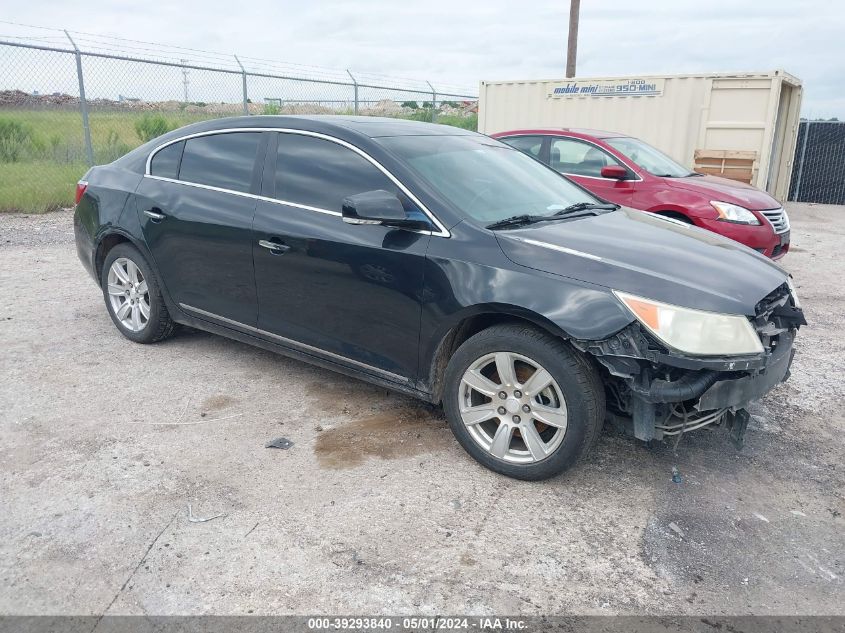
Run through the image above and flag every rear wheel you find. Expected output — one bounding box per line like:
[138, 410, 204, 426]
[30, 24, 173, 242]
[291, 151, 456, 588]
[101, 243, 175, 344]
[443, 324, 605, 480]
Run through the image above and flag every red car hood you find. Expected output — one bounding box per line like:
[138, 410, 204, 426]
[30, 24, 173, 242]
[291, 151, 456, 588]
[667, 174, 781, 210]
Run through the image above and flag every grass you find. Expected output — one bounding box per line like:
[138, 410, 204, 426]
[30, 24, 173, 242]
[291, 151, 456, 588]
[0, 160, 87, 212]
[437, 113, 478, 130]
[0, 109, 215, 212]
[0, 108, 478, 213]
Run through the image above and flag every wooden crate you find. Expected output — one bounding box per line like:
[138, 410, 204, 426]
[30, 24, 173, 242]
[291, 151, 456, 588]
[693, 149, 758, 184]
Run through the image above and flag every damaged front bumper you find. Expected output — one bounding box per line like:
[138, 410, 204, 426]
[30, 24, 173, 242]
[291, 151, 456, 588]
[574, 321, 798, 447]
[697, 331, 794, 411]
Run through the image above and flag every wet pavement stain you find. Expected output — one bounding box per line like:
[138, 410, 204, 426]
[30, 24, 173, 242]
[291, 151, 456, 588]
[314, 406, 449, 469]
[201, 394, 237, 412]
[305, 379, 389, 415]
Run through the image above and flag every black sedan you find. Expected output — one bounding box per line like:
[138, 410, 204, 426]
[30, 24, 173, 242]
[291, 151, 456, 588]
[74, 116, 805, 480]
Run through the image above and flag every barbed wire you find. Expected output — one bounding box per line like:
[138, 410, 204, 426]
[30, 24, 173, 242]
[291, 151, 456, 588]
[0, 19, 477, 96]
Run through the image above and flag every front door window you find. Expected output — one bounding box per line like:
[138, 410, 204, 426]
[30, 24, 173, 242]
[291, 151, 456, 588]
[549, 137, 623, 178]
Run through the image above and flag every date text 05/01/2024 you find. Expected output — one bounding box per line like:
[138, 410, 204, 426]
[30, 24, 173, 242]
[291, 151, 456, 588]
[306, 616, 528, 630]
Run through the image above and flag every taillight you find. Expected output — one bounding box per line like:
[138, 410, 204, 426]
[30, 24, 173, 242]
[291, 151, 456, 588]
[75, 180, 88, 205]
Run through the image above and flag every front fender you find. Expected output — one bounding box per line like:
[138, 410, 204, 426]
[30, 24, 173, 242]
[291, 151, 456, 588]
[419, 224, 634, 382]
[644, 199, 720, 224]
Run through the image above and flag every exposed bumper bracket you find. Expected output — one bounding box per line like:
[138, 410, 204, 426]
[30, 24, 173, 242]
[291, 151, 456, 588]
[696, 333, 794, 411]
[726, 408, 750, 449]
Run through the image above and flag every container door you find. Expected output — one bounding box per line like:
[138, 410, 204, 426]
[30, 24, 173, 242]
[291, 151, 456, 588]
[768, 81, 803, 201]
[766, 84, 790, 193]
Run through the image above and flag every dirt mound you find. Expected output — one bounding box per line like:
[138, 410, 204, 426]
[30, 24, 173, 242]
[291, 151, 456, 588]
[0, 89, 78, 107]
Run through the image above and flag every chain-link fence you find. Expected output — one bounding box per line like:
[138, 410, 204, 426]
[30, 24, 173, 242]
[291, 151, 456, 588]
[0, 31, 477, 212]
[788, 120, 845, 205]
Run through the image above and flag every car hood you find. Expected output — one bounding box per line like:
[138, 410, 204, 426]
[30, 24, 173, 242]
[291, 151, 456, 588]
[495, 208, 787, 315]
[666, 174, 781, 210]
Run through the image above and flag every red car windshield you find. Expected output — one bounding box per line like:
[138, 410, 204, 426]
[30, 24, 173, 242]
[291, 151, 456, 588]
[379, 135, 597, 224]
[605, 137, 697, 178]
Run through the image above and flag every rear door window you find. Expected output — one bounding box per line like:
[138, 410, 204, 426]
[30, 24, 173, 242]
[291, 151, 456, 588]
[149, 141, 184, 179]
[178, 132, 262, 193]
[500, 136, 545, 160]
[549, 137, 622, 177]
[274, 133, 399, 212]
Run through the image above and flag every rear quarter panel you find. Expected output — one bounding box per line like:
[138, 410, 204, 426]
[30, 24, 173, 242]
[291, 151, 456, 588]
[74, 165, 144, 283]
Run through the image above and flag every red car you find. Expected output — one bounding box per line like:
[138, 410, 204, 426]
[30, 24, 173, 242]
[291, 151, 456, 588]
[492, 128, 790, 259]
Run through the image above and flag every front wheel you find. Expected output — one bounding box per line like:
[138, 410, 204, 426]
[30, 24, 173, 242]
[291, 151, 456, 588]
[443, 324, 605, 480]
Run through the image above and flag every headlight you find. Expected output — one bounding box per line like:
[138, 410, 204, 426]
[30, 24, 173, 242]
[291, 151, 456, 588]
[710, 201, 761, 225]
[614, 291, 763, 356]
[786, 276, 801, 308]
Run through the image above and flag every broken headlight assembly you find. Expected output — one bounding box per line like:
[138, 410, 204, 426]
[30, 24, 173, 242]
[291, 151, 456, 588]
[613, 291, 763, 356]
[786, 276, 801, 308]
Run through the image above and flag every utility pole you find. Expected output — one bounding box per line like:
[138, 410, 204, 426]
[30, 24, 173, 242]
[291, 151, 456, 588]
[180, 59, 190, 102]
[566, 0, 580, 78]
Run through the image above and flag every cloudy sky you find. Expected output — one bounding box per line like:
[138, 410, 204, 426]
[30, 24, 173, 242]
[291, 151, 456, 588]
[3, 0, 843, 117]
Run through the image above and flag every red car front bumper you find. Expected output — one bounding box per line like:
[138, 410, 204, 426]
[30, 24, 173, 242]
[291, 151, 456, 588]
[695, 217, 790, 260]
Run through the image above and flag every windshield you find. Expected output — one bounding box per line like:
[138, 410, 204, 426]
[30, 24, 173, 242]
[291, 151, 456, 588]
[377, 135, 598, 223]
[605, 137, 694, 177]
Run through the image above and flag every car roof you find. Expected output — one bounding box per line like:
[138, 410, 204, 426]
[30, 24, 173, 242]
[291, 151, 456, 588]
[177, 114, 478, 138]
[495, 127, 628, 140]
[115, 114, 480, 173]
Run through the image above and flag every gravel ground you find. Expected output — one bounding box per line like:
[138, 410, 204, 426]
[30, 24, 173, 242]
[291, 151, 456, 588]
[0, 202, 842, 616]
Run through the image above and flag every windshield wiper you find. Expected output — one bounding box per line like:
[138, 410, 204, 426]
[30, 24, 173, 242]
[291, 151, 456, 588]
[486, 214, 541, 229]
[486, 203, 618, 230]
[553, 202, 619, 215]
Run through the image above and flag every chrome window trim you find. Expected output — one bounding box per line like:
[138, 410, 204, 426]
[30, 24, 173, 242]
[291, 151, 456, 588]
[179, 303, 409, 384]
[144, 126, 451, 237]
[144, 175, 341, 217]
[498, 133, 645, 183]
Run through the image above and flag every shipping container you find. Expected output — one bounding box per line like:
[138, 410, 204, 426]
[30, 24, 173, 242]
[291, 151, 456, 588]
[478, 71, 802, 202]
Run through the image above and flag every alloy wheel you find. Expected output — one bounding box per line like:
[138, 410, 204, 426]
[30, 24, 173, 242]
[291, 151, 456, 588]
[458, 351, 568, 464]
[106, 257, 150, 332]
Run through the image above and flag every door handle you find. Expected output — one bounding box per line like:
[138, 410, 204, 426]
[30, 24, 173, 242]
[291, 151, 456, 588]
[258, 239, 290, 255]
[144, 209, 166, 222]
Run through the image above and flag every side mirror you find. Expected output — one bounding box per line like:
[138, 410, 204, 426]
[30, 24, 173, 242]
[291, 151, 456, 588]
[342, 190, 430, 230]
[601, 165, 629, 180]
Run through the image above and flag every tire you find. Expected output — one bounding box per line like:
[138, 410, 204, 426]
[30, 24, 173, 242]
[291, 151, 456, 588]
[443, 323, 605, 480]
[100, 243, 175, 344]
